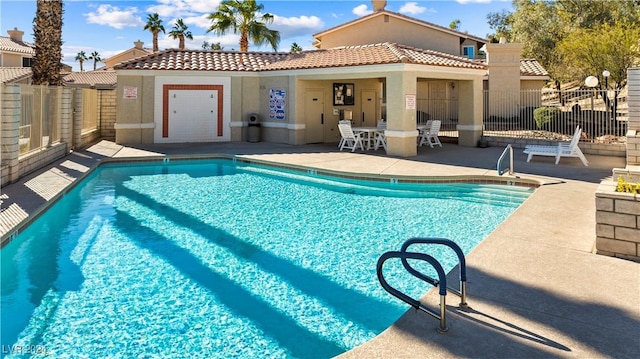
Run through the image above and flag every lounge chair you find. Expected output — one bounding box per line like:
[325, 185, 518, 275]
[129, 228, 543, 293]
[418, 120, 442, 147]
[338, 123, 365, 152]
[523, 126, 588, 166]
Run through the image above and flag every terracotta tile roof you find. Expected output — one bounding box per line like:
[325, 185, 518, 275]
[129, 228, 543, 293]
[63, 70, 117, 88]
[114, 43, 487, 72]
[0, 67, 32, 83]
[114, 49, 284, 71]
[520, 59, 549, 77]
[0, 36, 35, 55]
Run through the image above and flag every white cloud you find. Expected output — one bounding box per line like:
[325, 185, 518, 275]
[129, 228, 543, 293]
[181, 14, 215, 30]
[84, 4, 144, 29]
[147, 0, 221, 19]
[399, 2, 429, 15]
[352, 4, 371, 17]
[271, 14, 324, 41]
[273, 15, 323, 29]
[456, 0, 493, 4]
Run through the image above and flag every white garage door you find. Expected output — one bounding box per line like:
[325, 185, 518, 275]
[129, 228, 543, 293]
[167, 89, 218, 142]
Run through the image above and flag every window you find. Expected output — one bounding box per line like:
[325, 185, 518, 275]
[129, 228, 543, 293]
[22, 57, 33, 67]
[462, 46, 474, 59]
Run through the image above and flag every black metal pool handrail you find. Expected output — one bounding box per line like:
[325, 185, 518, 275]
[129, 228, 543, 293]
[400, 237, 468, 308]
[376, 250, 449, 333]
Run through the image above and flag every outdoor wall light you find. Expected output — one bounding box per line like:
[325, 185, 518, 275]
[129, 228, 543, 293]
[585, 75, 599, 88]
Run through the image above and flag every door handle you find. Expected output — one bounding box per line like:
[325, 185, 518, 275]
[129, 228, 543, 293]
[321, 113, 324, 124]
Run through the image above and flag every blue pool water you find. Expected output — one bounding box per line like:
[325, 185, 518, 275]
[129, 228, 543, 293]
[1, 159, 532, 358]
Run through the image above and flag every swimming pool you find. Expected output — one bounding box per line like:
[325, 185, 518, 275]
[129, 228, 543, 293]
[1, 158, 532, 358]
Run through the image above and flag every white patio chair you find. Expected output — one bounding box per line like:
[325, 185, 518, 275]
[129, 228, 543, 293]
[523, 126, 588, 166]
[374, 120, 387, 151]
[418, 120, 442, 147]
[337, 120, 352, 148]
[338, 123, 366, 152]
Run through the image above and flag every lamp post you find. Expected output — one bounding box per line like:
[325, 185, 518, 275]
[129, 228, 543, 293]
[585, 76, 598, 133]
[602, 70, 610, 90]
[602, 70, 610, 133]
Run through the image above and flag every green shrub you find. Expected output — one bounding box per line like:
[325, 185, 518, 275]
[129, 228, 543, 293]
[533, 107, 561, 129]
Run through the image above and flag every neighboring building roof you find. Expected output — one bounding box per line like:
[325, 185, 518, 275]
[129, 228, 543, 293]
[0, 36, 35, 55]
[0, 67, 32, 83]
[102, 44, 154, 69]
[312, 10, 487, 47]
[114, 43, 488, 72]
[519, 59, 549, 77]
[63, 70, 117, 88]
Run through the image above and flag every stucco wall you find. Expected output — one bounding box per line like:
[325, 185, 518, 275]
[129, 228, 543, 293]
[318, 15, 460, 55]
[115, 75, 155, 144]
[1, 53, 26, 67]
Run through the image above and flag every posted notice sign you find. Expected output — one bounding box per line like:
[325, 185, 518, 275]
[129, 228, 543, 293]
[405, 94, 416, 110]
[123, 86, 138, 99]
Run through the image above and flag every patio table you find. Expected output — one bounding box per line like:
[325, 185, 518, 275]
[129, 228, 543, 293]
[352, 126, 384, 150]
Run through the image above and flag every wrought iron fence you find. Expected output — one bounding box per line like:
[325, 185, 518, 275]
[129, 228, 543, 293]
[415, 98, 459, 137]
[415, 88, 627, 144]
[483, 88, 627, 144]
[18, 84, 62, 155]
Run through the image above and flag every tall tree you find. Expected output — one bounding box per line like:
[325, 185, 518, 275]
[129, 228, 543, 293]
[558, 20, 640, 117]
[32, 0, 64, 85]
[144, 13, 165, 52]
[486, 10, 513, 43]
[202, 41, 223, 50]
[168, 18, 193, 50]
[206, 0, 280, 52]
[448, 19, 461, 31]
[75, 51, 88, 72]
[290, 42, 302, 53]
[486, 0, 640, 83]
[89, 51, 102, 70]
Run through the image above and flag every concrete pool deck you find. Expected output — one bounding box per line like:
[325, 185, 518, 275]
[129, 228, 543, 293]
[1, 140, 638, 358]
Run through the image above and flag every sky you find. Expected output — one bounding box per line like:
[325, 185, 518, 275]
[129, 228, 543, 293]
[1, 0, 514, 71]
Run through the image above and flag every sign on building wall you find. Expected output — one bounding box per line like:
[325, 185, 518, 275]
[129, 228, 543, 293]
[123, 86, 138, 99]
[405, 94, 416, 110]
[269, 88, 286, 120]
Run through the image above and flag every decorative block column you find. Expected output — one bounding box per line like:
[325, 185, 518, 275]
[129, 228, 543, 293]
[1, 84, 20, 185]
[627, 67, 640, 165]
[72, 88, 83, 150]
[484, 42, 523, 118]
[60, 87, 72, 152]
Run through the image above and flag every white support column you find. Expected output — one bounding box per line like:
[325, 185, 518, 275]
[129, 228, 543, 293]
[456, 78, 484, 147]
[385, 71, 419, 157]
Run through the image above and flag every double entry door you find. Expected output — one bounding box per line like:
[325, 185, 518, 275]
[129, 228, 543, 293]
[305, 89, 377, 144]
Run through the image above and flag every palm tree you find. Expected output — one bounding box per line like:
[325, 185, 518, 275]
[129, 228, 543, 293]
[32, 0, 64, 85]
[89, 51, 102, 70]
[168, 18, 193, 50]
[206, 0, 280, 52]
[290, 42, 302, 53]
[202, 41, 224, 50]
[144, 13, 165, 52]
[75, 51, 88, 72]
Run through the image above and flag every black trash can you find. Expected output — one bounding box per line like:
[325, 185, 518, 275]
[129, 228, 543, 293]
[247, 123, 261, 142]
